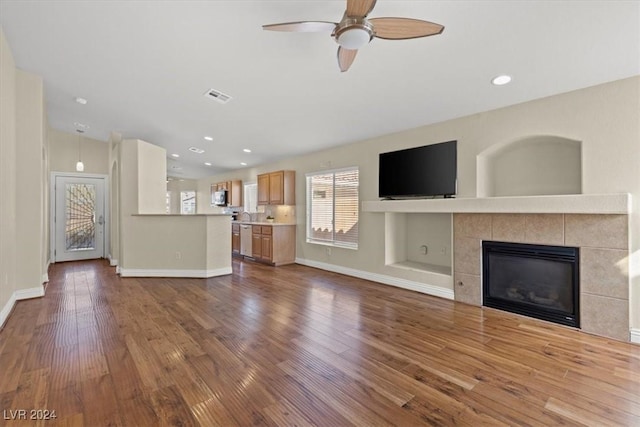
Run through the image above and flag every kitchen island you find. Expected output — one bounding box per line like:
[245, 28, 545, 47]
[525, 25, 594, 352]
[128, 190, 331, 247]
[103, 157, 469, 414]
[119, 213, 232, 278]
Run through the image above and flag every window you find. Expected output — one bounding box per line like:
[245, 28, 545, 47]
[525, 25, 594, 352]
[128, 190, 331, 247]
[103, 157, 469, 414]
[306, 167, 359, 249]
[243, 183, 258, 213]
[180, 191, 196, 214]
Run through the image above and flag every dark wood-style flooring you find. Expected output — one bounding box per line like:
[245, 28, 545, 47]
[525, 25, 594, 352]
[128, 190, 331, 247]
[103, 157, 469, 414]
[1, 259, 639, 426]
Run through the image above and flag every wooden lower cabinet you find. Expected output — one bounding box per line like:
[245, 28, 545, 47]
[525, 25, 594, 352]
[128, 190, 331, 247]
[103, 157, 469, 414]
[251, 232, 262, 259]
[231, 223, 240, 255]
[250, 225, 295, 266]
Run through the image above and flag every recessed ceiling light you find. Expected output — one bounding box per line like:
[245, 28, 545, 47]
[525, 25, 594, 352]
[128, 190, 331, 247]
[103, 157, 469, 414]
[189, 147, 205, 154]
[240, 162, 247, 166]
[491, 75, 512, 86]
[75, 97, 87, 105]
[243, 148, 252, 153]
[73, 122, 89, 130]
[204, 162, 212, 166]
[171, 153, 180, 158]
[204, 136, 213, 141]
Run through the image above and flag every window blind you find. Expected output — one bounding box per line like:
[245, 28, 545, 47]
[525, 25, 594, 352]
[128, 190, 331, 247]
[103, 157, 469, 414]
[306, 167, 359, 249]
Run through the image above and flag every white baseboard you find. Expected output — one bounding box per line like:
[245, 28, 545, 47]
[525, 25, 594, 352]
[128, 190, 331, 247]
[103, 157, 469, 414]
[631, 328, 640, 344]
[15, 286, 45, 300]
[42, 261, 50, 284]
[107, 253, 118, 266]
[119, 267, 232, 278]
[0, 286, 45, 329]
[0, 293, 17, 329]
[295, 257, 454, 300]
[116, 266, 121, 275]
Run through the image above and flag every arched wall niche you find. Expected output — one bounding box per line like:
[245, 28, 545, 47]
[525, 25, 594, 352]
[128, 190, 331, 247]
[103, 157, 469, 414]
[477, 135, 582, 198]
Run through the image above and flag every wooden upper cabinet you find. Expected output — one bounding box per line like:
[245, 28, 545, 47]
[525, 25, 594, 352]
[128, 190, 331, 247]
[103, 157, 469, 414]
[257, 170, 295, 205]
[229, 180, 243, 207]
[268, 171, 284, 205]
[213, 180, 243, 207]
[257, 174, 270, 205]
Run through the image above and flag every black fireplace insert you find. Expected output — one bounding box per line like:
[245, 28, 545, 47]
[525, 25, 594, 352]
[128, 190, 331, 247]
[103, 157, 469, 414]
[482, 241, 579, 328]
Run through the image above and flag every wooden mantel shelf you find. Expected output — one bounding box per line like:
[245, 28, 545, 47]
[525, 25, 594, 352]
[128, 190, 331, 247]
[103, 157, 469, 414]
[363, 193, 631, 215]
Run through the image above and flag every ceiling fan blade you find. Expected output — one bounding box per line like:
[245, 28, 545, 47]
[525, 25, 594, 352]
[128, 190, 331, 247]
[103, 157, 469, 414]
[337, 47, 358, 72]
[346, 0, 377, 18]
[369, 17, 444, 40]
[262, 21, 337, 33]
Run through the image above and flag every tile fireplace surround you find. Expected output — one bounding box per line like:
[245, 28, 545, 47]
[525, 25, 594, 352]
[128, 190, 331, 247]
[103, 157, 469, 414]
[453, 213, 629, 341]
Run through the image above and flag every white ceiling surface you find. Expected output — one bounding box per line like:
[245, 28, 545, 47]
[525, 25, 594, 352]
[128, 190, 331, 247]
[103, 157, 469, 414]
[1, 1, 639, 179]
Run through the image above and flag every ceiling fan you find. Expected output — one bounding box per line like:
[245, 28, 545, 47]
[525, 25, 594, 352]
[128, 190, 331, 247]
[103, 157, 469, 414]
[262, 0, 444, 72]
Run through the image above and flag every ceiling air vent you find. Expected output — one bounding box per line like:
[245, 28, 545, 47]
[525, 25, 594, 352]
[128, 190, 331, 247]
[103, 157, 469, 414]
[204, 88, 232, 104]
[189, 147, 205, 154]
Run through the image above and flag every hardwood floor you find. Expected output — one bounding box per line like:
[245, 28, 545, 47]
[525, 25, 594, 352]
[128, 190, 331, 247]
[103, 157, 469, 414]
[1, 259, 639, 426]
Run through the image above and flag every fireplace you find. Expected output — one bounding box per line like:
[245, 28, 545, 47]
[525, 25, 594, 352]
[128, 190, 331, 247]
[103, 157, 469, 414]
[482, 241, 579, 328]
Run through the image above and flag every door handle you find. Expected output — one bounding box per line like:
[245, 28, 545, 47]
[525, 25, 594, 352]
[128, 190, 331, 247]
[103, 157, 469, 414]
[98, 215, 104, 225]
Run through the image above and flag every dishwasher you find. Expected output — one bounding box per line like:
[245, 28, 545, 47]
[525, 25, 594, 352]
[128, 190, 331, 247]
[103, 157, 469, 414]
[240, 224, 252, 256]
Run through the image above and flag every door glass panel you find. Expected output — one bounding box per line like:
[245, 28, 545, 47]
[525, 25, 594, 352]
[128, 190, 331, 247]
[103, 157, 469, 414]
[65, 183, 96, 251]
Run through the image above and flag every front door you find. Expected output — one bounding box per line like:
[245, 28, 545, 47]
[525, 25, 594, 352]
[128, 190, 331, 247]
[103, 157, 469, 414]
[54, 175, 106, 262]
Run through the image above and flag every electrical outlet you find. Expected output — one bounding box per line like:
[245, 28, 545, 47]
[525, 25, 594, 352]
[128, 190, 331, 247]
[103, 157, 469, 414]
[175, 251, 182, 260]
[420, 245, 428, 255]
[440, 247, 447, 255]
[325, 247, 332, 256]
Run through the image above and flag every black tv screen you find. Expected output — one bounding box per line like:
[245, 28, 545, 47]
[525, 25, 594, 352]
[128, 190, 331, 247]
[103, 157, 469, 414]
[379, 140, 457, 199]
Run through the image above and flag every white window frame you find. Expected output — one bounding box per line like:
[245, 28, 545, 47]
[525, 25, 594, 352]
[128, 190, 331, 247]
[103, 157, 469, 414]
[180, 190, 196, 215]
[306, 166, 359, 250]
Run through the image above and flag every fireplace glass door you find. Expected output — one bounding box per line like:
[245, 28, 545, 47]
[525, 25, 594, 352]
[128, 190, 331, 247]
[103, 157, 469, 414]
[482, 241, 579, 327]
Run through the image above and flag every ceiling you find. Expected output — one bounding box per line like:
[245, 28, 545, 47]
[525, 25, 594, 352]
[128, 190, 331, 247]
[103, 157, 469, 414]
[1, 1, 638, 179]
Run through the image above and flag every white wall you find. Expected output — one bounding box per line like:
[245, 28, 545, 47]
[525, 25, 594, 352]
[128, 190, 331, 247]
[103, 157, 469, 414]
[108, 132, 122, 266]
[137, 141, 166, 214]
[167, 178, 198, 214]
[118, 139, 167, 271]
[48, 128, 109, 175]
[198, 76, 640, 331]
[0, 27, 49, 326]
[15, 70, 45, 290]
[0, 26, 18, 319]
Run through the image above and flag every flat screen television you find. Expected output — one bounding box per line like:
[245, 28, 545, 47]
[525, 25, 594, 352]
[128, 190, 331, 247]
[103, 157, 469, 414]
[379, 140, 457, 199]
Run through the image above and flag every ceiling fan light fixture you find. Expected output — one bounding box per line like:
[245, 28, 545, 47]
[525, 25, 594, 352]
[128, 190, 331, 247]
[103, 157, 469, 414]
[337, 27, 372, 49]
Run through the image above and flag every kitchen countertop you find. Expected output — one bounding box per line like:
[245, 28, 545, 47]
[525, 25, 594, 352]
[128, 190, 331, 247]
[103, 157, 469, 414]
[133, 213, 232, 216]
[232, 221, 296, 226]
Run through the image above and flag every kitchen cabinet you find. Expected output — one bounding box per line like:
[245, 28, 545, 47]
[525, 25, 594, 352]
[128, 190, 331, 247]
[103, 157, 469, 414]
[257, 171, 295, 205]
[251, 228, 262, 259]
[211, 180, 243, 207]
[250, 224, 295, 266]
[257, 174, 270, 205]
[231, 223, 240, 255]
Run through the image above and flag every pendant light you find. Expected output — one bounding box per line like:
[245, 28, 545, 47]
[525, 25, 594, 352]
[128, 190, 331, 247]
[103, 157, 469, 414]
[75, 129, 84, 172]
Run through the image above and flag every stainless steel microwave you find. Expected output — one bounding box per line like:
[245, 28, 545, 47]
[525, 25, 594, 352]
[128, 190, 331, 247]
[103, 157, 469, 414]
[212, 190, 227, 206]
